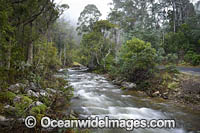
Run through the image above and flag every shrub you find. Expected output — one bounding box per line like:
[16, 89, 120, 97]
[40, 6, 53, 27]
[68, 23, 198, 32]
[184, 51, 200, 66]
[166, 53, 178, 63]
[118, 38, 156, 82]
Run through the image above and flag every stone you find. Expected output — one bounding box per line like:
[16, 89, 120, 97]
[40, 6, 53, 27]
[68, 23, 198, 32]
[162, 92, 169, 99]
[27, 90, 39, 98]
[46, 88, 57, 94]
[4, 105, 15, 111]
[121, 82, 137, 89]
[39, 89, 49, 97]
[35, 101, 44, 106]
[0, 115, 7, 121]
[29, 82, 38, 91]
[0, 115, 10, 126]
[112, 80, 122, 85]
[8, 83, 25, 93]
[13, 95, 22, 103]
[152, 91, 160, 97]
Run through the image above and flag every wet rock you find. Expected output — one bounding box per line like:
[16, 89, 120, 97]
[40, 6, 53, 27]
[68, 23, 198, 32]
[162, 92, 169, 99]
[8, 83, 25, 93]
[152, 91, 160, 97]
[27, 90, 39, 98]
[112, 79, 122, 85]
[121, 82, 137, 89]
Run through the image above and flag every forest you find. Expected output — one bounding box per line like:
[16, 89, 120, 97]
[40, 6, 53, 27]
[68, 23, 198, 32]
[0, 0, 200, 132]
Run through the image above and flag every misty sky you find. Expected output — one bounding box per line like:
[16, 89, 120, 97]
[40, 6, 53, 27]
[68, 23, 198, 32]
[55, 0, 112, 24]
[55, 0, 199, 25]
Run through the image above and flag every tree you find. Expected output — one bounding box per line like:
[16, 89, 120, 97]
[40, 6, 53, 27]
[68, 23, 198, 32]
[117, 38, 156, 82]
[76, 4, 102, 35]
[79, 20, 115, 70]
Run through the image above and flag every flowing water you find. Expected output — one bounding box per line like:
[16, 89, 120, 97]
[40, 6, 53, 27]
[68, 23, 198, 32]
[64, 68, 200, 133]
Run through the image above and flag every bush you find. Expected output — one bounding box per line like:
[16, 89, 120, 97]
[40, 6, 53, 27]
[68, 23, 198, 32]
[166, 53, 178, 63]
[118, 38, 157, 82]
[184, 51, 200, 66]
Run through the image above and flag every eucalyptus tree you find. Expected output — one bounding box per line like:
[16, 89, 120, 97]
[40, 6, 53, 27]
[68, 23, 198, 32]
[76, 4, 102, 35]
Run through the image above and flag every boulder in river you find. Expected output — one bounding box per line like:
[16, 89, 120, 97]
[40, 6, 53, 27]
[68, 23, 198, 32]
[152, 91, 161, 97]
[121, 81, 137, 89]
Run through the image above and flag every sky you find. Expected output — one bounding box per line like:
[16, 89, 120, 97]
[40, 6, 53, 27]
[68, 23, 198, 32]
[55, 0, 199, 26]
[55, 0, 112, 25]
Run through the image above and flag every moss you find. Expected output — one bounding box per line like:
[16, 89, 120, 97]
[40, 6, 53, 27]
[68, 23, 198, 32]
[162, 72, 172, 81]
[0, 91, 16, 104]
[15, 95, 33, 117]
[121, 87, 126, 90]
[72, 62, 82, 67]
[0, 103, 4, 114]
[30, 104, 47, 116]
[39, 96, 51, 106]
[168, 82, 178, 89]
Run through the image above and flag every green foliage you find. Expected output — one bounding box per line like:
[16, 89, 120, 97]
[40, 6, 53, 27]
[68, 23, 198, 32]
[15, 95, 33, 117]
[118, 38, 156, 82]
[0, 91, 16, 104]
[166, 53, 178, 63]
[184, 51, 200, 66]
[30, 104, 47, 116]
[164, 31, 189, 55]
[77, 4, 102, 34]
[79, 20, 115, 70]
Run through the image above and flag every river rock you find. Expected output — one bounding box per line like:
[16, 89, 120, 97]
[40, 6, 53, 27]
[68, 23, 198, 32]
[27, 90, 39, 98]
[152, 91, 161, 97]
[121, 82, 137, 89]
[162, 92, 169, 99]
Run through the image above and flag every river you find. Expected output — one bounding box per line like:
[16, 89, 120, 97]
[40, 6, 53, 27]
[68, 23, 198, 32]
[64, 68, 200, 133]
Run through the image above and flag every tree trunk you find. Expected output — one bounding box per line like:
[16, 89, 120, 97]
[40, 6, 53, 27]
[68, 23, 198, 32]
[172, 1, 177, 33]
[27, 42, 33, 65]
[63, 44, 66, 66]
[27, 23, 33, 65]
[7, 40, 11, 70]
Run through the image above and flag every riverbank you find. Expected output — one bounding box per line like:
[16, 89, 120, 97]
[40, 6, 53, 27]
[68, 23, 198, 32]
[100, 67, 200, 112]
[0, 69, 75, 132]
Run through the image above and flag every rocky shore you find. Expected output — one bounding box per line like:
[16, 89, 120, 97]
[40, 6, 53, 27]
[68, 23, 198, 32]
[0, 70, 75, 132]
